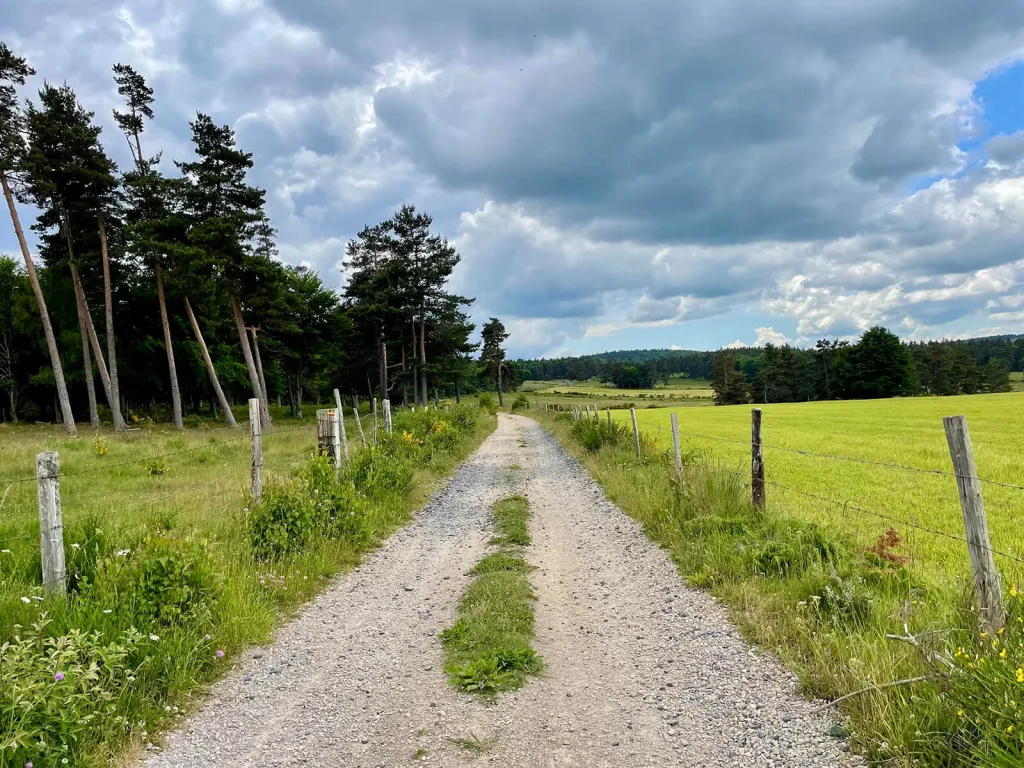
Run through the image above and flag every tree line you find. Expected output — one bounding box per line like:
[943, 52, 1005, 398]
[517, 349, 714, 387]
[0, 43, 510, 430]
[713, 327, 1019, 405]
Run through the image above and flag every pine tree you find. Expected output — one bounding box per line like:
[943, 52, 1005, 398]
[0, 44, 76, 432]
[480, 317, 510, 407]
[114, 62, 185, 429]
[21, 82, 127, 428]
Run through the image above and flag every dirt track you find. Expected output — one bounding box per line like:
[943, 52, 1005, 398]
[143, 414, 857, 767]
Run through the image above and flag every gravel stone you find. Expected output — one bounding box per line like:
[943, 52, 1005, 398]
[141, 415, 863, 767]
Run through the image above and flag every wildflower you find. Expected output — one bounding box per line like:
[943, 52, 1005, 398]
[1, 549, 10, 554]
[149, 634, 160, 642]
[215, 649, 225, 659]
[26, 762, 33, 768]
[1016, 668, 1023, 683]
[54, 672, 64, 682]
[1009, 726, 1015, 734]
[957, 710, 964, 717]
[103, 609, 112, 614]
[19, 596, 29, 604]
[116, 549, 130, 557]
[204, 634, 211, 641]
[1013, 585, 1019, 597]
[1001, 648, 1008, 658]
[70, 543, 80, 550]
[32, 596, 43, 602]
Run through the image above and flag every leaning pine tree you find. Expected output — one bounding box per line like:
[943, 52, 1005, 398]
[0, 44, 76, 433]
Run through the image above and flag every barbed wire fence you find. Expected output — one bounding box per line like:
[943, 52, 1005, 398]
[1, 395, 420, 592]
[541, 400, 1020, 630]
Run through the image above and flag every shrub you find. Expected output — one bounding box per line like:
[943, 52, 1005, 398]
[0, 617, 141, 767]
[750, 520, 848, 577]
[511, 393, 529, 411]
[349, 445, 415, 499]
[569, 417, 628, 453]
[89, 533, 219, 626]
[247, 482, 316, 559]
[478, 392, 498, 414]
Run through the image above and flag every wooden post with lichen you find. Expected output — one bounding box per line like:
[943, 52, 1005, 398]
[334, 389, 349, 463]
[630, 408, 641, 458]
[670, 413, 683, 479]
[36, 451, 66, 595]
[249, 398, 262, 502]
[944, 414, 1003, 630]
[316, 409, 338, 467]
[751, 408, 765, 512]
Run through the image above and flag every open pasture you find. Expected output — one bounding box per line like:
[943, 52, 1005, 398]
[613, 392, 1024, 585]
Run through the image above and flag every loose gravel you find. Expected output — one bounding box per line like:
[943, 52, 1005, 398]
[142, 414, 862, 768]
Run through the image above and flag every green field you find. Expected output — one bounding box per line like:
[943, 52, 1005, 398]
[521, 377, 714, 402]
[613, 393, 1024, 584]
[1011, 371, 1023, 392]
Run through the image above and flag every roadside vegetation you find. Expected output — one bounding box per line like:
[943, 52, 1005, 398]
[442, 494, 542, 695]
[538, 407, 1024, 767]
[0, 404, 492, 768]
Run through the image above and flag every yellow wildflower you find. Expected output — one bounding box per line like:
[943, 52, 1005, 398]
[1016, 668, 1023, 683]
[1008, 726, 1015, 734]
[1002, 648, 1008, 658]
[1012, 585, 1019, 597]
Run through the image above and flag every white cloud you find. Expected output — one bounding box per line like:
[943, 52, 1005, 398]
[753, 327, 792, 346]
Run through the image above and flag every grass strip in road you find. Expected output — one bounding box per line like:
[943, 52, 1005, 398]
[442, 495, 542, 695]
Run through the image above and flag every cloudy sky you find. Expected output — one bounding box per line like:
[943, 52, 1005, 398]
[4, 0, 1024, 357]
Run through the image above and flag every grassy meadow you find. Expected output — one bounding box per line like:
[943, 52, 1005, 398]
[613, 393, 1024, 585]
[521, 376, 714, 406]
[0, 403, 493, 768]
[534, 393, 1024, 766]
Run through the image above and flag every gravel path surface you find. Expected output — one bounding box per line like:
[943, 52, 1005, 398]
[143, 414, 860, 768]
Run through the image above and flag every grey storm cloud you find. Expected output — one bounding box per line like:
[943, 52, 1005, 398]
[4, 0, 1024, 356]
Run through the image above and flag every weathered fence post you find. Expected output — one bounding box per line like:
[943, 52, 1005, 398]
[383, 399, 393, 435]
[249, 398, 262, 502]
[670, 412, 683, 479]
[606, 408, 612, 426]
[316, 409, 338, 467]
[372, 398, 379, 442]
[944, 414, 1003, 630]
[751, 408, 766, 511]
[630, 408, 641, 458]
[333, 389, 349, 463]
[353, 403, 366, 447]
[36, 451, 66, 595]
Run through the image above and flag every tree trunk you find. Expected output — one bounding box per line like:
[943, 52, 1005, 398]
[497, 368, 504, 408]
[184, 296, 237, 427]
[455, 377, 461, 403]
[7, 386, 16, 423]
[97, 214, 124, 431]
[377, 327, 386, 397]
[231, 294, 270, 428]
[419, 311, 428, 407]
[1, 171, 75, 434]
[288, 376, 301, 418]
[250, 327, 271, 417]
[155, 263, 184, 430]
[68, 256, 125, 429]
[410, 320, 420, 406]
[75, 297, 100, 427]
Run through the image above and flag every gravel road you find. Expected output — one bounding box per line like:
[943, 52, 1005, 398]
[142, 414, 860, 768]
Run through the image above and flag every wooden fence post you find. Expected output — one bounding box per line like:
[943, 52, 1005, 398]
[751, 408, 765, 511]
[316, 409, 337, 467]
[630, 408, 641, 458]
[353, 403, 366, 447]
[383, 399, 393, 435]
[333, 389, 349, 463]
[944, 414, 1003, 630]
[36, 451, 66, 595]
[249, 398, 262, 502]
[670, 412, 683, 479]
[606, 408, 612, 426]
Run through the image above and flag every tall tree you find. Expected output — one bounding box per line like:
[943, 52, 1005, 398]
[0, 43, 76, 432]
[848, 326, 912, 399]
[176, 114, 269, 426]
[479, 317, 510, 407]
[712, 352, 750, 405]
[114, 62, 184, 429]
[22, 83, 127, 429]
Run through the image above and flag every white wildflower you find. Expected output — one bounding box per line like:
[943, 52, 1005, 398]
[149, 634, 160, 642]
[20, 596, 30, 604]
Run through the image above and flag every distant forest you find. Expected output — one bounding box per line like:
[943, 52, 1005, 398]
[515, 329, 1022, 403]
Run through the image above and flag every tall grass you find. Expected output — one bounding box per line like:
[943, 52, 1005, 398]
[0, 405, 493, 768]
[537, 410, 1024, 767]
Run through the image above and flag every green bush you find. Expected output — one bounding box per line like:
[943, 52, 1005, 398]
[750, 520, 848, 577]
[349, 445, 416, 499]
[569, 417, 628, 452]
[511, 393, 529, 411]
[478, 392, 497, 414]
[247, 482, 316, 559]
[0, 617, 142, 767]
[89, 534, 220, 626]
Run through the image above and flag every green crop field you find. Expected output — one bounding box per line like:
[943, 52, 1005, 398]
[612, 392, 1024, 585]
[522, 377, 714, 400]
